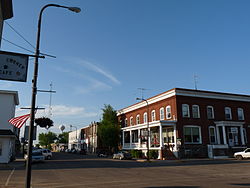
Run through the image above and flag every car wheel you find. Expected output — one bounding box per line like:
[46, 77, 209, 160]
[236, 155, 243, 160]
[47, 155, 51, 160]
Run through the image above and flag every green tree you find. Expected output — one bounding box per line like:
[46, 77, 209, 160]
[98, 104, 120, 153]
[38, 132, 57, 149]
[57, 132, 69, 144]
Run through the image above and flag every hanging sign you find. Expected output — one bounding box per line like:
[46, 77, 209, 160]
[0, 50, 29, 82]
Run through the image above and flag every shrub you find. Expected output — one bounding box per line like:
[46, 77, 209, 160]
[130, 150, 143, 158]
[148, 150, 158, 159]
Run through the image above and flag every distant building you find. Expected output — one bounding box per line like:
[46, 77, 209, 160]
[68, 128, 82, 151]
[0, 90, 19, 163]
[117, 88, 250, 159]
[68, 122, 99, 153]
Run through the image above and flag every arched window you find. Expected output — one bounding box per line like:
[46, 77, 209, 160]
[207, 106, 214, 119]
[125, 118, 128, 127]
[237, 108, 244, 120]
[160, 107, 164, 120]
[166, 105, 171, 119]
[143, 112, 147, 123]
[182, 104, 190, 118]
[225, 107, 232, 120]
[136, 114, 140, 125]
[151, 110, 156, 121]
[130, 116, 133, 126]
[192, 105, 200, 118]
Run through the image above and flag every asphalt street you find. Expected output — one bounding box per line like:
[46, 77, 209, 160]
[1, 152, 250, 188]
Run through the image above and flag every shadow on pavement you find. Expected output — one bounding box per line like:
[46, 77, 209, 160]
[1, 152, 250, 171]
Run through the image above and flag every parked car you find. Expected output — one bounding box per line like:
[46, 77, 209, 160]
[39, 149, 52, 160]
[113, 151, 132, 160]
[24, 151, 45, 163]
[234, 148, 250, 160]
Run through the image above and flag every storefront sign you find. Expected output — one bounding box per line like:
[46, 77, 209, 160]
[0, 51, 29, 82]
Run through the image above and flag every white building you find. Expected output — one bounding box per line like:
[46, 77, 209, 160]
[68, 128, 82, 151]
[0, 90, 19, 163]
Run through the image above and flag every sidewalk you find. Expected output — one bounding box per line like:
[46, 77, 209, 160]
[0, 158, 26, 169]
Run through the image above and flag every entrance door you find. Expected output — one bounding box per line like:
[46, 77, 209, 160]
[227, 127, 239, 147]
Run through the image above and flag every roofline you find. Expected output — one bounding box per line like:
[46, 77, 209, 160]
[117, 88, 250, 115]
[0, 90, 19, 105]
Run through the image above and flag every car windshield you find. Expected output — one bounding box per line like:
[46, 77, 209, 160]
[32, 152, 42, 156]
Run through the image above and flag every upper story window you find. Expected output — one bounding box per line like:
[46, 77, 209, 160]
[225, 107, 232, 120]
[166, 105, 171, 119]
[151, 110, 156, 121]
[182, 104, 190, 118]
[160, 107, 164, 120]
[183, 125, 201, 144]
[130, 117, 133, 126]
[207, 106, 214, 119]
[237, 108, 244, 120]
[125, 118, 128, 127]
[192, 105, 200, 118]
[136, 114, 140, 125]
[143, 112, 148, 123]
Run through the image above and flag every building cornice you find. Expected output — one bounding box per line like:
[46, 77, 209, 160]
[117, 88, 250, 115]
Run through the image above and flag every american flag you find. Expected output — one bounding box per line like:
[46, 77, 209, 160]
[8, 114, 31, 129]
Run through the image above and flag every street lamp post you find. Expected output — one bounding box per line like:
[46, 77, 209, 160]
[136, 97, 150, 162]
[25, 4, 81, 188]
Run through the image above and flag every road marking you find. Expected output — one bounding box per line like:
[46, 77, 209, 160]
[5, 168, 15, 186]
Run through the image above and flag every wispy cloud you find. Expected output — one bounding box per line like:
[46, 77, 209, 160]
[52, 65, 114, 94]
[76, 59, 121, 85]
[15, 105, 98, 118]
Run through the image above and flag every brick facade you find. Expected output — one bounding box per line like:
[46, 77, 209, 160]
[118, 88, 250, 159]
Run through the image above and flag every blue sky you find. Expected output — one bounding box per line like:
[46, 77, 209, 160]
[2, 0, 250, 135]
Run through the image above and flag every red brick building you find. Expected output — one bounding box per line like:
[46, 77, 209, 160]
[117, 88, 250, 159]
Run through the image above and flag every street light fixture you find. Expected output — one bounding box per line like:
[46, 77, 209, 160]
[25, 4, 81, 188]
[136, 97, 150, 162]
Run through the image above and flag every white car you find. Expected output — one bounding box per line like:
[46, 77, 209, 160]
[234, 148, 250, 160]
[24, 151, 45, 163]
[35, 149, 53, 159]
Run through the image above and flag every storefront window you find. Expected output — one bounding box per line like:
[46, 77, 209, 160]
[140, 129, 148, 142]
[124, 131, 130, 143]
[163, 127, 174, 143]
[184, 126, 201, 144]
[132, 130, 138, 143]
[150, 127, 160, 147]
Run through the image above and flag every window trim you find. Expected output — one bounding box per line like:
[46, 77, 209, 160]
[208, 126, 217, 144]
[237, 108, 244, 121]
[183, 125, 202, 144]
[192, 105, 200, 118]
[225, 107, 232, 120]
[166, 105, 171, 119]
[182, 104, 190, 118]
[207, 106, 214, 119]
[160, 107, 164, 120]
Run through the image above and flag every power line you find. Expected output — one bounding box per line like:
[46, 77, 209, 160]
[2, 37, 35, 54]
[5, 21, 36, 49]
[4, 22, 56, 58]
